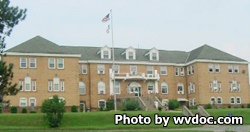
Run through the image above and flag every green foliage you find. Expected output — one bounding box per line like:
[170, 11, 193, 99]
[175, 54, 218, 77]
[247, 103, 250, 108]
[10, 106, 17, 113]
[21, 108, 27, 113]
[71, 105, 78, 112]
[228, 105, 231, 108]
[158, 107, 162, 112]
[204, 104, 212, 109]
[122, 98, 140, 111]
[41, 95, 66, 127]
[106, 100, 114, 111]
[241, 105, 245, 108]
[30, 110, 36, 113]
[168, 99, 179, 110]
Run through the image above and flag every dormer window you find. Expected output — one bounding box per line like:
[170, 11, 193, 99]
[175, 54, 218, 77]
[103, 50, 109, 59]
[145, 47, 159, 61]
[97, 45, 111, 59]
[128, 51, 134, 59]
[152, 52, 157, 60]
[121, 46, 136, 60]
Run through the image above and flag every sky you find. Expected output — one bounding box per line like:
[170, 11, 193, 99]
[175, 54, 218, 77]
[5, 0, 250, 65]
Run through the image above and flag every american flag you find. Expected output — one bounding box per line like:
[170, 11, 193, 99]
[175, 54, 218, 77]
[102, 14, 110, 23]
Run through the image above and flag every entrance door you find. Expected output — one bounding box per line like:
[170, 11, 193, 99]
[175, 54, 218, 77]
[80, 103, 85, 112]
[134, 87, 141, 97]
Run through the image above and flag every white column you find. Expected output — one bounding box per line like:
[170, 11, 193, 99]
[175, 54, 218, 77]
[155, 81, 158, 93]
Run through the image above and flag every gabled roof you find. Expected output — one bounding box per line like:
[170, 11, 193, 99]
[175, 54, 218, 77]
[186, 44, 247, 62]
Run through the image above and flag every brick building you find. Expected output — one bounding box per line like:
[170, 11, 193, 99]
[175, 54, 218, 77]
[3, 36, 250, 111]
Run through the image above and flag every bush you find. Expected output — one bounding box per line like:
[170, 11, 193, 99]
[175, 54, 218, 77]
[122, 98, 140, 111]
[71, 105, 78, 112]
[228, 105, 231, 108]
[21, 108, 27, 113]
[30, 110, 36, 113]
[158, 107, 162, 112]
[241, 105, 245, 108]
[168, 99, 179, 110]
[204, 104, 212, 109]
[41, 95, 66, 127]
[106, 100, 114, 111]
[10, 106, 17, 113]
[247, 103, 250, 108]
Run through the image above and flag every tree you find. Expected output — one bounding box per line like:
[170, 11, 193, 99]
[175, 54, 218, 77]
[0, 0, 27, 53]
[41, 95, 66, 127]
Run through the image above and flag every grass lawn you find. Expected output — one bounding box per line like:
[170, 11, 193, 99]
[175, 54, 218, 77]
[0, 111, 201, 130]
[207, 108, 250, 124]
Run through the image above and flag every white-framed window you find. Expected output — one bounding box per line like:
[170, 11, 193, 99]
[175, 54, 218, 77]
[208, 64, 214, 73]
[48, 58, 55, 69]
[177, 82, 184, 94]
[113, 65, 119, 74]
[29, 58, 36, 68]
[161, 82, 168, 94]
[57, 58, 64, 69]
[29, 97, 36, 107]
[82, 65, 87, 74]
[187, 66, 190, 75]
[191, 65, 194, 74]
[19, 80, 24, 91]
[98, 81, 105, 94]
[114, 81, 120, 94]
[228, 65, 233, 73]
[217, 97, 222, 104]
[147, 81, 154, 94]
[229, 80, 240, 92]
[97, 65, 105, 74]
[48, 80, 53, 91]
[188, 82, 195, 94]
[152, 52, 157, 60]
[19, 97, 27, 106]
[175, 67, 179, 76]
[20, 57, 27, 68]
[215, 64, 220, 73]
[211, 97, 216, 105]
[31, 80, 36, 91]
[24, 77, 31, 91]
[234, 65, 239, 73]
[130, 65, 137, 75]
[98, 100, 106, 108]
[180, 67, 184, 76]
[160, 66, 167, 75]
[79, 81, 85, 94]
[230, 97, 235, 104]
[60, 80, 64, 91]
[236, 97, 241, 104]
[209, 80, 222, 92]
[103, 50, 109, 59]
[53, 77, 59, 91]
[128, 51, 134, 59]
[147, 66, 153, 75]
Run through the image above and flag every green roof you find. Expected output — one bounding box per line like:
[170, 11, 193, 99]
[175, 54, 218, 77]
[6, 36, 247, 63]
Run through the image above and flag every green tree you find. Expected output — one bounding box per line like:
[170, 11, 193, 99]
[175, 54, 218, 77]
[41, 95, 66, 127]
[0, 0, 27, 52]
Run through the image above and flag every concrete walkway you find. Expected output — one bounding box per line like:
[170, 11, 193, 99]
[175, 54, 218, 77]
[180, 125, 250, 132]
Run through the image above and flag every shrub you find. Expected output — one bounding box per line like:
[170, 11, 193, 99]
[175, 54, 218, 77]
[228, 105, 231, 108]
[30, 110, 36, 113]
[241, 105, 245, 108]
[10, 106, 17, 113]
[247, 103, 250, 108]
[158, 107, 162, 112]
[21, 108, 27, 113]
[41, 95, 66, 127]
[106, 100, 114, 111]
[122, 98, 140, 111]
[0, 108, 2, 113]
[71, 105, 78, 112]
[168, 99, 179, 110]
[204, 104, 212, 109]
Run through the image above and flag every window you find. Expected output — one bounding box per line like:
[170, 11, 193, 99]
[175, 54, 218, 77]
[211, 97, 216, 105]
[53, 77, 59, 91]
[188, 82, 195, 94]
[31, 80, 36, 91]
[191, 66, 194, 74]
[208, 64, 214, 72]
[128, 51, 134, 59]
[161, 82, 168, 94]
[114, 81, 120, 94]
[234, 65, 239, 73]
[236, 97, 241, 104]
[177, 83, 184, 94]
[147, 81, 154, 94]
[48, 58, 55, 69]
[187, 67, 190, 75]
[130, 65, 137, 75]
[98, 81, 105, 94]
[215, 64, 220, 73]
[97, 65, 105, 74]
[19, 97, 27, 106]
[229, 80, 240, 92]
[19, 80, 23, 91]
[60, 80, 64, 91]
[113, 65, 119, 74]
[180, 67, 184, 76]
[29, 97, 36, 107]
[228, 65, 233, 73]
[98, 100, 106, 108]
[82, 65, 87, 74]
[48, 80, 53, 91]
[20, 57, 27, 68]
[152, 52, 157, 60]
[29, 58, 36, 68]
[209, 80, 222, 92]
[160, 66, 167, 75]
[57, 58, 64, 69]
[147, 66, 153, 75]
[79, 82, 85, 94]
[217, 97, 222, 104]
[24, 77, 31, 91]
[230, 97, 235, 104]
[103, 50, 109, 59]
[175, 67, 179, 76]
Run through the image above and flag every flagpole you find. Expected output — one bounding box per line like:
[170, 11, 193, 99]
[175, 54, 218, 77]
[110, 9, 117, 111]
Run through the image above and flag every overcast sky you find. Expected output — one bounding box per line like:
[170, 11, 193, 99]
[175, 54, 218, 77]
[6, 0, 250, 64]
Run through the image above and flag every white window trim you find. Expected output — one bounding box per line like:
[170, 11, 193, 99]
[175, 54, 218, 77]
[24, 77, 31, 91]
[48, 81, 53, 91]
[208, 64, 214, 73]
[29, 58, 36, 68]
[29, 97, 36, 107]
[98, 81, 106, 94]
[230, 97, 235, 104]
[19, 97, 27, 107]
[210, 97, 216, 105]
[228, 65, 233, 73]
[19, 80, 24, 91]
[53, 77, 60, 91]
[147, 81, 154, 94]
[82, 65, 87, 74]
[60, 80, 65, 91]
[31, 80, 36, 91]
[114, 81, 121, 94]
[180, 67, 185, 76]
[98, 99, 106, 108]
[79, 82, 86, 95]
[97, 65, 105, 74]
[217, 97, 222, 104]
[161, 82, 168, 94]
[236, 97, 241, 104]
[177, 83, 184, 94]
[113, 65, 120, 74]
[57, 58, 64, 69]
[175, 67, 179, 76]
[48, 58, 55, 69]
[160, 66, 167, 75]
[130, 65, 137, 75]
[215, 64, 220, 73]
[20, 57, 27, 68]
